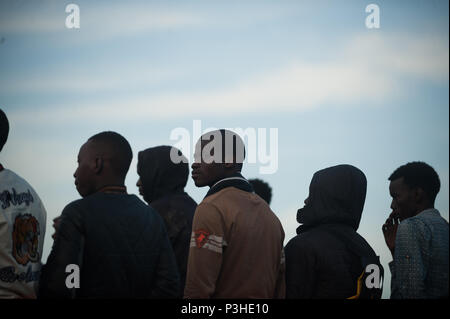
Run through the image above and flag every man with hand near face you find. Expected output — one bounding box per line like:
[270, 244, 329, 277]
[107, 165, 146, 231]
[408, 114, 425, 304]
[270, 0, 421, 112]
[383, 161, 448, 299]
[184, 129, 285, 299]
[39, 131, 180, 298]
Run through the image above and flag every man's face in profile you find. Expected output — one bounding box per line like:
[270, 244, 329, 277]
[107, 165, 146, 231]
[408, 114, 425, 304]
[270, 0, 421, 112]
[191, 138, 225, 188]
[73, 141, 97, 197]
[389, 177, 417, 221]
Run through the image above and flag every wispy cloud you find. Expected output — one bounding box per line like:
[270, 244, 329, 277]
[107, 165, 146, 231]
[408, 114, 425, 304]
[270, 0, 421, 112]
[1, 67, 183, 94]
[0, 2, 204, 39]
[8, 32, 448, 125]
[0, 1, 291, 42]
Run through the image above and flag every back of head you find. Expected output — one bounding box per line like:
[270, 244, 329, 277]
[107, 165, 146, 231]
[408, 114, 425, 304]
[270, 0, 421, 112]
[389, 161, 440, 206]
[297, 164, 367, 231]
[0, 109, 9, 153]
[88, 131, 133, 180]
[249, 178, 272, 204]
[137, 145, 189, 202]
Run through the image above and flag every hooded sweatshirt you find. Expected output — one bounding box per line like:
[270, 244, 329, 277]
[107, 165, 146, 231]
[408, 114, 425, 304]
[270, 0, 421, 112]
[285, 164, 379, 299]
[137, 146, 197, 295]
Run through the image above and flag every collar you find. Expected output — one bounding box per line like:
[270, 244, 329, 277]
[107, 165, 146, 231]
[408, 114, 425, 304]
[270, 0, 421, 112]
[417, 208, 440, 217]
[97, 185, 127, 194]
[204, 173, 254, 199]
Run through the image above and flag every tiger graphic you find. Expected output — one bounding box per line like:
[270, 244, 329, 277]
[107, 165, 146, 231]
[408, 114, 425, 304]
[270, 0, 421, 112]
[12, 214, 40, 265]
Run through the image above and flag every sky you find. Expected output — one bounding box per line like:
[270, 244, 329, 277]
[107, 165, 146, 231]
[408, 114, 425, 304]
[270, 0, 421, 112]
[0, 0, 448, 299]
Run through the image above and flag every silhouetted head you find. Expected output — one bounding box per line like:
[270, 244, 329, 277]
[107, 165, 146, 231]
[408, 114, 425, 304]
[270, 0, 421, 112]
[249, 178, 272, 204]
[0, 109, 9, 153]
[73, 131, 132, 197]
[388, 161, 440, 221]
[297, 164, 367, 231]
[136, 145, 189, 204]
[191, 129, 245, 188]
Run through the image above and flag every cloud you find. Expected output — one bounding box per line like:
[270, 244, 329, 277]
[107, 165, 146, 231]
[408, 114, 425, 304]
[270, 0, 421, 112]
[0, 2, 204, 37]
[7, 32, 449, 125]
[342, 33, 449, 83]
[1, 67, 182, 94]
[0, 1, 291, 42]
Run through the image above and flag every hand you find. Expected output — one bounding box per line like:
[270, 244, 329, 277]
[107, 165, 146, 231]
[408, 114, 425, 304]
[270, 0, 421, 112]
[52, 216, 62, 240]
[382, 212, 400, 258]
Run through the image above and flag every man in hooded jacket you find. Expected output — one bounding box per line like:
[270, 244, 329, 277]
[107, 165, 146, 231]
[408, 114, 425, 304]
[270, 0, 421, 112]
[285, 164, 382, 299]
[137, 146, 197, 295]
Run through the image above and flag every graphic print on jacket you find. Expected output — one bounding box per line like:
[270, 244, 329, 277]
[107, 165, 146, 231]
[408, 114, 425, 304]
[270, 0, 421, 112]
[12, 214, 40, 266]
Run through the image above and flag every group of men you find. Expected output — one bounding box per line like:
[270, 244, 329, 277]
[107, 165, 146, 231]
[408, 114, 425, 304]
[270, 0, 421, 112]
[0, 109, 448, 299]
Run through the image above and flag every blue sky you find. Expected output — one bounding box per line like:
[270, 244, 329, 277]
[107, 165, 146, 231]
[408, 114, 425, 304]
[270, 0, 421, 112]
[0, 0, 448, 298]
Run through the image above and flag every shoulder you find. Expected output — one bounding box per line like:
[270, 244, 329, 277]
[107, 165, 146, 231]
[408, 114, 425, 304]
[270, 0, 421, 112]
[0, 169, 38, 196]
[400, 214, 430, 233]
[0, 169, 46, 210]
[397, 214, 433, 245]
[0, 168, 25, 183]
[194, 200, 222, 218]
[59, 198, 87, 224]
[203, 187, 270, 212]
[285, 231, 319, 253]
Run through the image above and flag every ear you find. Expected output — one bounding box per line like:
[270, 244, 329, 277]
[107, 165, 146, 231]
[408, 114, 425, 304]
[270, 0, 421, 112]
[412, 187, 426, 204]
[94, 157, 104, 175]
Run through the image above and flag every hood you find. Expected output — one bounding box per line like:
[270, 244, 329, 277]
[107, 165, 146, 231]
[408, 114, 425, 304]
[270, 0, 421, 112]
[296, 164, 367, 233]
[137, 146, 189, 203]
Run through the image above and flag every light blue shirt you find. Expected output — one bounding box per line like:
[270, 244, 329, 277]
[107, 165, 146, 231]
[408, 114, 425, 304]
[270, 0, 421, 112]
[389, 209, 449, 299]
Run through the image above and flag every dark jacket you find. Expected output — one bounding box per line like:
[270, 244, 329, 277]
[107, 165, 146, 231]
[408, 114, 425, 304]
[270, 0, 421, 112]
[285, 164, 379, 299]
[138, 146, 196, 295]
[38, 192, 180, 298]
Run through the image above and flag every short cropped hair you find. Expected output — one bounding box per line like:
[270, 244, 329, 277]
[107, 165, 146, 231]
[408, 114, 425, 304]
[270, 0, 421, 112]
[389, 161, 441, 204]
[199, 129, 246, 170]
[249, 178, 272, 204]
[88, 131, 133, 179]
[0, 109, 9, 153]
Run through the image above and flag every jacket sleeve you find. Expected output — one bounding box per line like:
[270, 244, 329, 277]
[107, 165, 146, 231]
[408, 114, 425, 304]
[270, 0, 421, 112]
[38, 203, 85, 299]
[390, 219, 430, 299]
[285, 237, 317, 299]
[150, 221, 181, 298]
[184, 202, 225, 299]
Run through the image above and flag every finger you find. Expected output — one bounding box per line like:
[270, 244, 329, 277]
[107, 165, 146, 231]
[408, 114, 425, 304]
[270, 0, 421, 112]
[385, 217, 393, 226]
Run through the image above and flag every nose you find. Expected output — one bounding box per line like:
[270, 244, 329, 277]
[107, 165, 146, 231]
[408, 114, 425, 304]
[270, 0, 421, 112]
[136, 178, 141, 187]
[390, 199, 396, 211]
[191, 162, 200, 170]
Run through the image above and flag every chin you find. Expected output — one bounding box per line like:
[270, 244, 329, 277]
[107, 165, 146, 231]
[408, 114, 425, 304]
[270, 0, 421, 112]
[193, 179, 207, 187]
[76, 186, 92, 198]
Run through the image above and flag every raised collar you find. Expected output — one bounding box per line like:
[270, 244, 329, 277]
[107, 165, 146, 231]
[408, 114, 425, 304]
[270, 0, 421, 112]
[97, 185, 127, 194]
[417, 208, 440, 217]
[204, 173, 254, 199]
